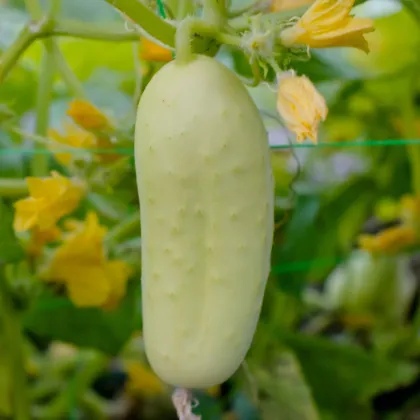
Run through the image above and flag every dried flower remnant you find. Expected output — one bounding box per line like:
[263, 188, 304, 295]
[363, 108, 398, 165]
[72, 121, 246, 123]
[280, 0, 375, 52]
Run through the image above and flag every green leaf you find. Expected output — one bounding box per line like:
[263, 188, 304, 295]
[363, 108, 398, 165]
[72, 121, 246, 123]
[231, 391, 259, 420]
[272, 194, 321, 297]
[0, 346, 12, 417]
[193, 391, 224, 420]
[24, 279, 141, 356]
[0, 199, 25, 264]
[253, 350, 320, 420]
[277, 329, 418, 415]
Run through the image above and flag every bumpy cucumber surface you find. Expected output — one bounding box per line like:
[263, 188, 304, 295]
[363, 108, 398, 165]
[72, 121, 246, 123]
[134, 54, 274, 389]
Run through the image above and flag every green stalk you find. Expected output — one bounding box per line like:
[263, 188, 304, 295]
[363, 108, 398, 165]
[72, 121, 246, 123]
[51, 43, 86, 98]
[103, 0, 176, 47]
[24, 0, 42, 17]
[175, 18, 217, 63]
[402, 86, 420, 195]
[0, 20, 140, 85]
[0, 178, 28, 198]
[203, 0, 226, 26]
[52, 20, 141, 41]
[0, 26, 37, 84]
[177, 0, 195, 19]
[31, 41, 55, 176]
[0, 265, 30, 420]
[26, 0, 61, 176]
[105, 211, 140, 245]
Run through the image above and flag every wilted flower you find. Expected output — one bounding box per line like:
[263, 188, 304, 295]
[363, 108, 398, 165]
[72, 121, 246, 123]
[67, 99, 113, 131]
[13, 171, 85, 232]
[280, 0, 375, 52]
[277, 73, 328, 143]
[43, 212, 132, 308]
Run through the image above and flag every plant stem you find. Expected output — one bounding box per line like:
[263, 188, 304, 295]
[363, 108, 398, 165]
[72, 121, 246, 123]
[177, 0, 195, 19]
[27, 0, 61, 176]
[24, 0, 43, 18]
[402, 78, 420, 195]
[103, 0, 176, 47]
[52, 43, 86, 98]
[176, 18, 217, 64]
[31, 41, 55, 176]
[203, 0, 226, 26]
[0, 26, 38, 84]
[52, 20, 141, 41]
[0, 20, 140, 85]
[0, 265, 30, 420]
[105, 211, 140, 245]
[0, 178, 28, 197]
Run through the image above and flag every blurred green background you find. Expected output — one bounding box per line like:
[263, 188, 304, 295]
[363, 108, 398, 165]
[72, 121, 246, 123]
[3, 0, 420, 419]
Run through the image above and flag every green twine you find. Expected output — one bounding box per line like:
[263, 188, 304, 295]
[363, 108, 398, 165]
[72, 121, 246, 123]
[2, 138, 420, 155]
[156, 0, 167, 18]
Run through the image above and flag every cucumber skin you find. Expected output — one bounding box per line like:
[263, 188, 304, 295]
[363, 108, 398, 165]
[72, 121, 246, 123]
[134, 54, 274, 389]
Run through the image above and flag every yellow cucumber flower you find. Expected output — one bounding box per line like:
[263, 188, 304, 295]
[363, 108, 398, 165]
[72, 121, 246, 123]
[13, 171, 85, 233]
[26, 226, 61, 257]
[48, 123, 97, 166]
[280, 0, 375, 52]
[358, 225, 417, 255]
[139, 37, 173, 62]
[277, 73, 328, 143]
[67, 99, 113, 131]
[43, 212, 132, 308]
[48, 123, 120, 165]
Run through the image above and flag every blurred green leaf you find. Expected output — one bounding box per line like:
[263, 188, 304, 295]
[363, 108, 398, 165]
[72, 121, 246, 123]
[193, 391, 224, 420]
[0, 200, 25, 264]
[24, 279, 141, 356]
[231, 391, 260, 420]
[272, 194, 321, 296]
[0, 347, 12, 417]
[293, 51, 365, 83]
[277, 329, 418, 416]
[23, 39, 135, 83]
[253, 350, 320, 420]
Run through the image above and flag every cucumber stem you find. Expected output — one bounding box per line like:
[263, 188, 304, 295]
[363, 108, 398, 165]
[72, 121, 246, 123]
[175, 18, 223, 64]
[172, 388, 201, 420]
